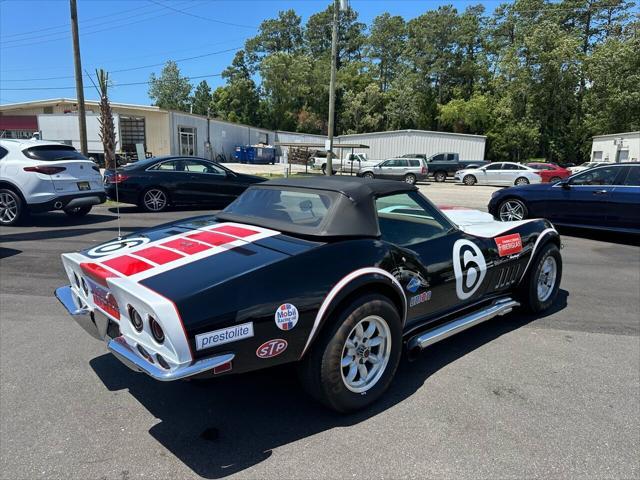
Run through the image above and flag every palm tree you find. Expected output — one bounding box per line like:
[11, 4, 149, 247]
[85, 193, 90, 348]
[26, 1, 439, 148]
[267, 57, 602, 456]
[96, 69, 116, 170]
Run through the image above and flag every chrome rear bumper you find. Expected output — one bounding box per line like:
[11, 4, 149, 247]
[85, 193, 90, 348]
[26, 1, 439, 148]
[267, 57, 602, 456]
[55, 285, 234, 381]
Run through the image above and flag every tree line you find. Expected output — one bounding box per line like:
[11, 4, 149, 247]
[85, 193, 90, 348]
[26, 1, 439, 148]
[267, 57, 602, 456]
[148, 0, 639, 163]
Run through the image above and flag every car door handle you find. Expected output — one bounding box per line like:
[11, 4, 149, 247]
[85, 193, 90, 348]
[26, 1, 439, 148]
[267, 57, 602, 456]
[593, 189, 608, 195]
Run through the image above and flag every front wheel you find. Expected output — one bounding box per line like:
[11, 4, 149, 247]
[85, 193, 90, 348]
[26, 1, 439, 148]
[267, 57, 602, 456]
[518, 243, 562, 313]
[514, 177, 530, 186]
[64, 205, 92, 217]
[363, 172, 375, 179]
[434, 171, 447, 182]
[298, 294, 402, 413]
[404, 173, 417, 185]
[463, 174, 477, 186]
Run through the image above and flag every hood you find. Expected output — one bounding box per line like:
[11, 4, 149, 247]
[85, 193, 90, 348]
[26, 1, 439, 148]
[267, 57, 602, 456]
[440, 206, 537, 238]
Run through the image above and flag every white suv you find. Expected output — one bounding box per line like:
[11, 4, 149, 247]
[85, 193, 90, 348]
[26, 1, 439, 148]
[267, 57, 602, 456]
[0, 139, 106, 226]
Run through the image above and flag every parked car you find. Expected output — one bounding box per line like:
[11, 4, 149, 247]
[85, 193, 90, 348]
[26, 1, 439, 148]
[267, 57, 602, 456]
[527, 163, 572, 183]
[402, 153, 488, 182]
[488, 163, 640, 233]
[55, 176, 562, 412]
[103, 156, 265, 212]
[0, 139, 105, 226]
[456, 162, 542, 186]
[358, 157, 428, 184]
[568, 161, 609, 174]
[311, 152, 379, 175]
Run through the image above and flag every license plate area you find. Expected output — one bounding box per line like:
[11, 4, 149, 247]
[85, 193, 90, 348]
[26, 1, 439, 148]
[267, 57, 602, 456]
[86, 278, 120, 320]
[77, 181, 90, 191]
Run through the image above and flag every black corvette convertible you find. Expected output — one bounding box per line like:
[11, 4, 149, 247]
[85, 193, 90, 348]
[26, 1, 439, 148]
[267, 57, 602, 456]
[55, 177, 562, 412]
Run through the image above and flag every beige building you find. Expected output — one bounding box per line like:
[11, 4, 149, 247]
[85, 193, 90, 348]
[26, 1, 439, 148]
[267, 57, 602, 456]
[590, 131, 640, 163]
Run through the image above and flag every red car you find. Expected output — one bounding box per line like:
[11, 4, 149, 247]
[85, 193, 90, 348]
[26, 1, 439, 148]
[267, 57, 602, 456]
[527, 163, 572, 183]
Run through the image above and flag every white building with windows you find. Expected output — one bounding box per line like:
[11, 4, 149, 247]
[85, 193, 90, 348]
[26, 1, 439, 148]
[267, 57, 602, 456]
[590, 131, 640, 163]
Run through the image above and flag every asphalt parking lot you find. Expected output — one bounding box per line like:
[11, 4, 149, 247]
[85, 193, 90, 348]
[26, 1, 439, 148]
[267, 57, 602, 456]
[1, 183, 638, 479]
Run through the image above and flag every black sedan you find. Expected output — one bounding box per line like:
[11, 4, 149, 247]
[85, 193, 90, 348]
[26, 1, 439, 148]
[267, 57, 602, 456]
[55, 176, 562, 412]
[488, 162, 640, 234]
[103, 156, 265, 212]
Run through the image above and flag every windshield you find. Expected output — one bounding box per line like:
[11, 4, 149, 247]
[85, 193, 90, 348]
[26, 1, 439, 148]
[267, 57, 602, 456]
[219, 186, 339, 233]
[23, 145, 88, 161]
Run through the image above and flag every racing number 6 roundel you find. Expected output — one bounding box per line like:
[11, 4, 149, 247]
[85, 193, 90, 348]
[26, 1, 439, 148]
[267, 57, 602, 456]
[453, 239, 487, 300]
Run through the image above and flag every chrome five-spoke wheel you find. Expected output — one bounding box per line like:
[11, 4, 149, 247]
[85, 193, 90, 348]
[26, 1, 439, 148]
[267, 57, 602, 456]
[499, 199, 526, 221]
[537, 256, 558, 302]
[340, 315, 391, 393]
[142, 189, 168, 212]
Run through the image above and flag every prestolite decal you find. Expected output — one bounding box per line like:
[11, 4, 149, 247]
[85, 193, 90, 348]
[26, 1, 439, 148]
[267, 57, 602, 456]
[453, 239, 487, 300]
[195, 322, 254, 351]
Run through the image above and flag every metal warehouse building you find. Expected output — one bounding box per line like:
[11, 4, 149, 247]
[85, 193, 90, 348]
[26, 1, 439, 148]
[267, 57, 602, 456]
[590, 131, 639, 163]
[336, 129, 486, 162]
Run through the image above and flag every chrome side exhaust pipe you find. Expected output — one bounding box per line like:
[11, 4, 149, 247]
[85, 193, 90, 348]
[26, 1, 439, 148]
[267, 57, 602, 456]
[407, 297, 520, 360]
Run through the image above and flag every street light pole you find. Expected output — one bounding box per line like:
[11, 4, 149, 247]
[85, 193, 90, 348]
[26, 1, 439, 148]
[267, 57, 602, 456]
[70, 0, 88, 156]
[325, 0, 341, 176]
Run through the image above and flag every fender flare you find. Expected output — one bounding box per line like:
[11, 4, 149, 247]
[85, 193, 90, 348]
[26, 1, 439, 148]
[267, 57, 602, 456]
[518, 227, 560, 284]
[0, 179, 26, 202]
[299, 267, 407, 358]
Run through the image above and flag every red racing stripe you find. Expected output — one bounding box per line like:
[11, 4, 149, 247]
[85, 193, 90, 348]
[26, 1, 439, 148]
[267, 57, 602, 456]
[80, 262, 117, 287]
[102, 255, 154, 276]
[213, 225, 258, 238]
[134, 246, 185, 265]
[161, 238, 211, 255]
[186, 231, 235, 246]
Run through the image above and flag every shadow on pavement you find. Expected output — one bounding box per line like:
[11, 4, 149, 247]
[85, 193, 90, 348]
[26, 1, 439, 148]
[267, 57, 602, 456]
[0, 225, 142, 244]
[108, 206, 219, 215]
[0, 247, 22, 259]
[90, 293, 567, 479]
[558, 226, 639, 246]
[16, 211, 115, 228]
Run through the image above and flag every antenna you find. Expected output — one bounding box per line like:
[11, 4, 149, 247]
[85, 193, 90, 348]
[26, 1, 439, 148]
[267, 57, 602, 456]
[86, 69, 122, 239]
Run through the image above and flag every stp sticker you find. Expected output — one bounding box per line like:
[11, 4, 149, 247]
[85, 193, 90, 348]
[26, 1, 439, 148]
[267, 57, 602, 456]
[275, 303, 299, 330]
[495, 233, 523, 257]
[256, 339, 288, 359]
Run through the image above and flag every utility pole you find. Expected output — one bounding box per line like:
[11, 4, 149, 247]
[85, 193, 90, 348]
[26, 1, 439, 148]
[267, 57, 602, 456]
[326, 0, 344, 176]
[70, 0, 88, 156]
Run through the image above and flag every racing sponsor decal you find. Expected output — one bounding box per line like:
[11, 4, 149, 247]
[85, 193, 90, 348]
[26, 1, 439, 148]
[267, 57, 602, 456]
[453, 239, 487, 300]
[495, 233, 523, 257]
[409, 290, 432, 307]
[275, 303, 299, 330]
[406, 276, 421, 293]
[195, 322, 254, 351]
[87, 237, 150, 258]
[256, 339, 288, 359]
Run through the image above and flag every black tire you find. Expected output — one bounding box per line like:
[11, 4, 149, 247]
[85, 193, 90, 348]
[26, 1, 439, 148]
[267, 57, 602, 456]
[362, 171, 375, 179]
[434, 171, 447, 182]
[518, 243, 562, 313]
[404, 173, 417, 185]
[463, 174, 477, 186]
[549, 176, 561, 183]
[64, 205, 92, 217]
[497, 198, 528, 221]
[139, 187, 169, 212]
[514, 177, 530, 186]
[298, 294, 402, 413]
[0, 188, 25, 226]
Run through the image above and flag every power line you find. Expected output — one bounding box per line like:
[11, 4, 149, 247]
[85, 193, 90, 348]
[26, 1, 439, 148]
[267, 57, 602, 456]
[0, 73, 224, 91]
[1, 46, 241, 82]
[147, 0, 258, 29]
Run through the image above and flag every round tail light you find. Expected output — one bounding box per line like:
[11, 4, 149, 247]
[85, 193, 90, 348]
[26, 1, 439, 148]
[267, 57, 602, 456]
[149, 316, 164, 343]
[128, 305, 143, 332]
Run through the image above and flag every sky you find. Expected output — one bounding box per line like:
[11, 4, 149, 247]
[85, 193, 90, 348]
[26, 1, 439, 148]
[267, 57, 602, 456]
[0, 0, 505, 106]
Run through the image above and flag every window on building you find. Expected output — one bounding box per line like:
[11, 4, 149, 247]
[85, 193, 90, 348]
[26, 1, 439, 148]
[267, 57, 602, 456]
[43, 106, 53, 114]
[120, 116, 146, 155]
[592, 151, 603, 161]
[179, 127, 197, 156]
[258, 132, 269, 144]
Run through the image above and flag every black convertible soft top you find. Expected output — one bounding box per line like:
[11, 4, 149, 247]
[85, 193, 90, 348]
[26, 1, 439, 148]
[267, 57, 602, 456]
[217, 176, 418, 238]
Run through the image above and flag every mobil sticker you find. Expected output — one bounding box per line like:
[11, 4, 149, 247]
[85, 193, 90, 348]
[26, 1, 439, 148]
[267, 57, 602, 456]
[274, 303, 299, 331]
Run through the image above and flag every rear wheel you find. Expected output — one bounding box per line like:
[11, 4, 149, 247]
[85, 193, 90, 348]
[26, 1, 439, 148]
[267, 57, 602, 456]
[518, 243, 562, 313]
[514, 177, 530, 186]
[434, 171, 447, 182]
[140, 188, 169, 212]
[0, 189, 24, 226]
[463, 174, 477, 186]
[498, 198, 528, 221]
[64, 205, 92, 217]
[549, 176, 561, 183]
[298, 294, 402, 413]
[404, 173, 417, 185]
